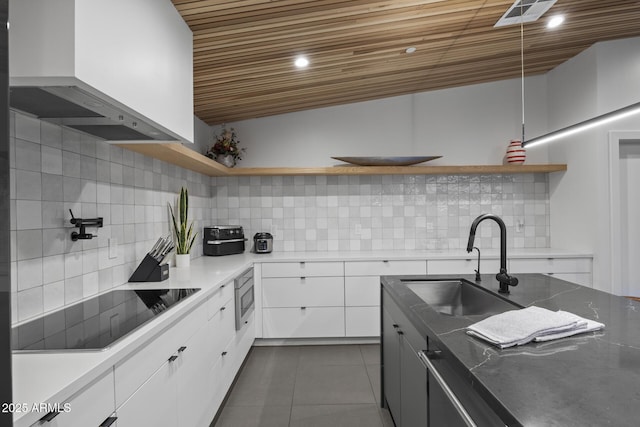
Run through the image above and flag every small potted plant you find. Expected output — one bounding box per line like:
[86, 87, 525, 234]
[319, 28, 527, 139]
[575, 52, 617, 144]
[169, 187, 197, 268]
[206, 125, 245, 167]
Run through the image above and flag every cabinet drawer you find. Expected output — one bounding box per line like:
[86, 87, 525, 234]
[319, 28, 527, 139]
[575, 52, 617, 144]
[262, 277, 344, 308]
[345, 276, 381, 306]
[31, 371, 114, 427]
[509, 258, 592, 274]
[346, 307, 380, 337]
[262, 261, 344, 278]
[344, 260, 426, 276]
[210, 299, 235, 359]
[262, 307, 345, 338]
[114, 302, 207, 407]
[427, 258, 500, 275]
[207, 281, 233, 320]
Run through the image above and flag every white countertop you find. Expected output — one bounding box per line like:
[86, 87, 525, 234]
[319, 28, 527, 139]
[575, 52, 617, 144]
[12, 248, 591, 426]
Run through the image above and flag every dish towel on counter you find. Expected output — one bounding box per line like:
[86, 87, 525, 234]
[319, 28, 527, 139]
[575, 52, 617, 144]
[466, 306, 605, 349]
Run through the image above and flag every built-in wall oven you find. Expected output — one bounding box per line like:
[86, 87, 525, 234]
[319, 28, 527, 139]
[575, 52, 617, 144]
[234, 267, 254, 330]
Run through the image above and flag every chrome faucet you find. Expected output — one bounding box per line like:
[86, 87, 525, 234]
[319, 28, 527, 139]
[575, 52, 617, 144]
[467, 214, 518, 294]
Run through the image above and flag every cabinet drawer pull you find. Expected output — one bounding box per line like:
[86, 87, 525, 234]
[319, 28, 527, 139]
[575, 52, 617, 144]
[396, 330, 404, 335]
[301, 306, 307, 310]
[40, 411, 60, 422]
[168, 355, 179, 362]
[300, 276, 306, 280]
[417, 351, 477, 427]
[178, 346, 187, 353]
[100, 416, 118, 427]
[220, 306, 226, 311]
[392, 324, 399, 328]
[221, 351, 228, 356]
[300, 261, 305, 265]
[383, 260, 389, 263]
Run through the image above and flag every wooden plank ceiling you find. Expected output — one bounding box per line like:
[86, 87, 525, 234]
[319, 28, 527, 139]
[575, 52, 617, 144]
[173, 0, 640, 125]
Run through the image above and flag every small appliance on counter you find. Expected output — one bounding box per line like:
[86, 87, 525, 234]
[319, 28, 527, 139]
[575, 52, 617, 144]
[253, 232, 273, 254]
[204, 226, 247, 256]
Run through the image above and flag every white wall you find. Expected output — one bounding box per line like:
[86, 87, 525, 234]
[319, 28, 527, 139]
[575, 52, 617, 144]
[225, 76, 549, 167]
[547, 36, 640, 293]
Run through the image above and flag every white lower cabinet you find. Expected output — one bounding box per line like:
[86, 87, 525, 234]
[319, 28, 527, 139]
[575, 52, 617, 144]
[29, 371, 115, 427]
[115, 360, 178, 427]
[343, 261, 426, 338]
[263, 307, 345, 338]
[346, 306, 380, 336]
[509, 257, 593, 287]
[113, 284, 253, 427]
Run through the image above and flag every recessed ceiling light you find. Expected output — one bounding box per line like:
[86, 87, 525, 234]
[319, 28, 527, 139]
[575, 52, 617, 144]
[547, 15, 565, 29]
[405, 47, 417, 54]
[294, 56, 309, 68]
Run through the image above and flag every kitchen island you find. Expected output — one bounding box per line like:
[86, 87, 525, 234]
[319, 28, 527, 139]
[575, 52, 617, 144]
[381, 273, 640, 426]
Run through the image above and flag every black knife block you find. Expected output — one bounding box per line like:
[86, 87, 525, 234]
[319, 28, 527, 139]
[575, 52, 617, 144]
[129, 254, 170, 282]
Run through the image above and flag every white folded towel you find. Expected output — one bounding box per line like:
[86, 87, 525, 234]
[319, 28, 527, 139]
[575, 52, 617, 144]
[533, 311, 604, 342]
[466, 306, 604, 349]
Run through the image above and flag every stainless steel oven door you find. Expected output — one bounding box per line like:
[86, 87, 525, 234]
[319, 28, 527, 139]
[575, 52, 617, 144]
[234, 267, 254, 330]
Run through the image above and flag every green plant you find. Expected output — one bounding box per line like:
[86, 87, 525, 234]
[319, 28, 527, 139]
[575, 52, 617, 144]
[169, 187, 197, 254]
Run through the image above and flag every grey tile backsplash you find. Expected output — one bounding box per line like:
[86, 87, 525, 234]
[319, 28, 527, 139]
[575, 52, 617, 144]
[10, 111, 550, 324]
[211, 174, 549, 253]
[10, 111, 212, 324]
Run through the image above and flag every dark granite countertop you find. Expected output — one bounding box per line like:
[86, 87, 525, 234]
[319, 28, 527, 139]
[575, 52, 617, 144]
[381, 273, 640, 427]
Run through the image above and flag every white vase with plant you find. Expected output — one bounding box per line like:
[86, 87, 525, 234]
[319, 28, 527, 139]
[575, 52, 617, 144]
[169, 187, 197, 268]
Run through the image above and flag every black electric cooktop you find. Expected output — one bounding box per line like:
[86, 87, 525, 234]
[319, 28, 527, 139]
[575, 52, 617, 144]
[12, 288, 200, 352]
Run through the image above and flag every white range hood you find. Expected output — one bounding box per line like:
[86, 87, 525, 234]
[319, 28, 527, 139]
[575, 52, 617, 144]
[8, 0, 194, 143]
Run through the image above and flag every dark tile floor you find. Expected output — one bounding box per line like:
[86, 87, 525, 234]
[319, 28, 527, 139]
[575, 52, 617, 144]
[212, 344, 395, 427]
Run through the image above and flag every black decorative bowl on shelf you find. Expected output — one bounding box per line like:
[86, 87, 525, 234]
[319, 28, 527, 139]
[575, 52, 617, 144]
[331, 156, 442, 166]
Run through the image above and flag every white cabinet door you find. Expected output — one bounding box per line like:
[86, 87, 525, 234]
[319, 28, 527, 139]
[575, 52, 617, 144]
[262, 277, 344, 307]
[546, 273, 593, 287]
[509, 258, 592, 274]
[263, 307, 345, 338]
[345, 276, 380, 306]
[176, 319, 215, 427]
[116, 361, 178, 427]
[344, 260, 426, 276]
[114, 303, 206, 407]
[30, 371, 115, 427]
[346, 307, 380, 337]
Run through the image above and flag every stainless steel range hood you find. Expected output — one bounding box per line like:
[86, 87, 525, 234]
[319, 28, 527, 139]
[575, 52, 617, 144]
[10, 86, 178, 141]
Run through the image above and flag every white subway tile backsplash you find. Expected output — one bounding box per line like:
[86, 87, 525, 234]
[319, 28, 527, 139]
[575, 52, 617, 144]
[64, 276, 83, 305]
[15, 140, 42, 172]
[40, 121, 62, 149]
[16, 200, 42, 230]
[42, 254, 65, 285]
[16, 229, 43, 261]
[17, 258, 43, 291]
[43, 280, 65, 312]
[17, 287, 43, 322]
[41, 145, 63, 175]
[82, 272, 99, 298]
[15, 169, 42, 200]
[15, 114, 41, 144]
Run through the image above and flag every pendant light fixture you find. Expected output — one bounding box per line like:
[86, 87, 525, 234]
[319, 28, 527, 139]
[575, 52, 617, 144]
[522, 101, 640, 148]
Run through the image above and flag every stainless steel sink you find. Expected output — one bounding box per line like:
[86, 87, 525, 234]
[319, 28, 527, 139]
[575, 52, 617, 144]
[403, 279, 521, 316]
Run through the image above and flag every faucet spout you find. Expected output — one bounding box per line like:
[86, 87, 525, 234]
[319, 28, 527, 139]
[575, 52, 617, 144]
[467, 214, 518, 293]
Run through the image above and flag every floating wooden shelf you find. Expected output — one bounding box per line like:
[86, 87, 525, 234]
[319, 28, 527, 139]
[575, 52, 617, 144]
[118, 143, 567, 177]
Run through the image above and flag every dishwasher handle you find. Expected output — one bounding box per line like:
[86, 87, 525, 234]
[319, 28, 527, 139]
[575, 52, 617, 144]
[417, 350, 478, 427]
